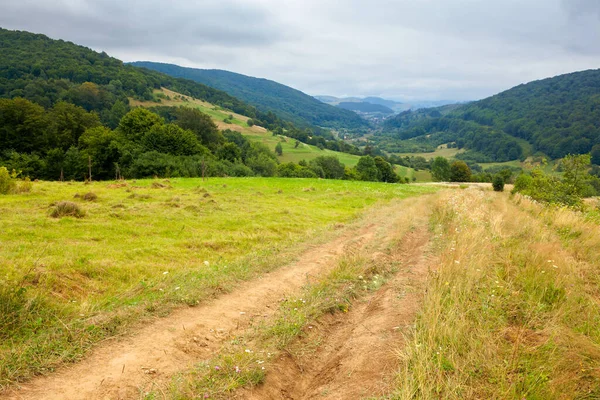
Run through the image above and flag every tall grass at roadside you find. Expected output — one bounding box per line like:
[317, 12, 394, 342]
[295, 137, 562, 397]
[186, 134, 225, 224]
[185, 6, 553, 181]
[393, 189, 600, 399]
[0, 177, 436, 388]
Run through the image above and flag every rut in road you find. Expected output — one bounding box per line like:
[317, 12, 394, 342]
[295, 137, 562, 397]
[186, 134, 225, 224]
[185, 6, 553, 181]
[241, 200, 434, 399]
[4, 196, 432, 400]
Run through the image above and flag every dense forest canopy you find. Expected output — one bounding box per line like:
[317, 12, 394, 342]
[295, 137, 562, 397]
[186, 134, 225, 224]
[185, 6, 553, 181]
[130, 62, 369, 130]
[378, 69, 600, 161]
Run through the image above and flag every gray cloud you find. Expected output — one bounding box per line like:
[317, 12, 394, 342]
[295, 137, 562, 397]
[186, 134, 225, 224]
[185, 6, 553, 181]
[2, 0, 600, 101]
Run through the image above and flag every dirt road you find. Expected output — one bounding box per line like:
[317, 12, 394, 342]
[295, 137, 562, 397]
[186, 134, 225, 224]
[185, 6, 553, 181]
[5, 195, 435, 400]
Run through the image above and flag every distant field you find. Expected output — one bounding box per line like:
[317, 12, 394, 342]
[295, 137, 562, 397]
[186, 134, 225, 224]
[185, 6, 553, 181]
[398, 144, 464, 160]
[0, 178, 437, 385]
[131, 89, 424, 180]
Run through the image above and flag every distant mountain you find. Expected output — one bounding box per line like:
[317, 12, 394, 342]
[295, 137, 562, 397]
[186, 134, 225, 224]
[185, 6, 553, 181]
[378, 69, 600, 161]
[131, 62, 368, 130]
[338, 102, 394, 114]
[315, 95, 460, 113]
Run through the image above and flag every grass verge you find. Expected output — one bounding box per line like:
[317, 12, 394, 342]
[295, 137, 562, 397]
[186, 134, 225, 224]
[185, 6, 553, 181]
[392, 189, 600, 399]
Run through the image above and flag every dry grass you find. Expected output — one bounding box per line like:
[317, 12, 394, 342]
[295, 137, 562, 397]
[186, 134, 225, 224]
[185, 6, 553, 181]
[393, 188, 600, 399]
[49, 201, 85, 218]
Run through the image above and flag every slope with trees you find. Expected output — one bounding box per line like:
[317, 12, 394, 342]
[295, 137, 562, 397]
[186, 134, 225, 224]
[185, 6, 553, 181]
[130, 62, 368, 130]
[378, 69, 600, 162]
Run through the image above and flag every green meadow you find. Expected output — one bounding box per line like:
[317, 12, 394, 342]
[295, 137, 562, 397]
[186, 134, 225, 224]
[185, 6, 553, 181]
[0, 177, 435, 386]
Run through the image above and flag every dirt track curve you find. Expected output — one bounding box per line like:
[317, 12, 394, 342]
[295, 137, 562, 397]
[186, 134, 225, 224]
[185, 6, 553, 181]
[242, 204, 433, 399]
[5, 195, 435, 400]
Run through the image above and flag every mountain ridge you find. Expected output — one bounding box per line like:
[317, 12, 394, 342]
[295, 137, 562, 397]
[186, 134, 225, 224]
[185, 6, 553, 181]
[130, 61, 368, 130]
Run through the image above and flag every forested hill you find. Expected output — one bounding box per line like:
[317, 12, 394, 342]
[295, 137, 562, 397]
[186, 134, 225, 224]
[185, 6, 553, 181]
[130, 62, 368, 130]
[0, 28, 291, 131]
[380, 69, 600, 161]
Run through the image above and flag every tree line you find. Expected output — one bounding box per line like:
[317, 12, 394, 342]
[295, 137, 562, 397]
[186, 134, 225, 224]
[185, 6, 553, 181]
[0, 98, 404, 184]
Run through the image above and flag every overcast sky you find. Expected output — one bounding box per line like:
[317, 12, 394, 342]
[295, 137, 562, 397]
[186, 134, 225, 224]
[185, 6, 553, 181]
[2, 0, 600, 101]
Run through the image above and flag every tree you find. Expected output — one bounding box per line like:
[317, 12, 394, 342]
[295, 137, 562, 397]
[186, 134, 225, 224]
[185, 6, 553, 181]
[216, 142, 242, 163]
[174, 107, 223, 151]
[141, 124, 206, 156]
[561, 154, 591, 197]
[78, 126, 121, 180]
[49, 101, 101, 150]
[118, 108, 163, 143]
[431, 157, 451, 181]
[308, 156, 345, 180]
[591, 144, 600, 166]
[0, 98, 48, 153]
[492, 175, 505, 192]
[374, 156, 398, 183]
[275, 142, 283, 156]
[356, 156, 381, 182]
[449, 161, 471, 182]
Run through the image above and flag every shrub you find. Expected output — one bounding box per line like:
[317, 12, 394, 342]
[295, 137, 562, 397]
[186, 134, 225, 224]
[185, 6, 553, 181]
[0, 167, 16, 194]
[492, 175, 505, 192]
[50, 201, 85, 218]
[449, 161, 472, 182]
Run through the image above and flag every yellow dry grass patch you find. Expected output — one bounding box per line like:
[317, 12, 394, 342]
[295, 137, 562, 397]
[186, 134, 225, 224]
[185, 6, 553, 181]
[394, 188, 600, 399]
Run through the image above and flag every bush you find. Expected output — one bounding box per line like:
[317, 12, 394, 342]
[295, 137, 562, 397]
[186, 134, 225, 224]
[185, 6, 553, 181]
[492, 175, 505, 192]
[449, 161, 472, 182]
[0, 167, 16, 194]
[50, 201, 85, 218]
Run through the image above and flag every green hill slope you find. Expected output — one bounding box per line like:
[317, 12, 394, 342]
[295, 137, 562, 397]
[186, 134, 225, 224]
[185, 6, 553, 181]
[379, 69, 600, 161]
[0, 28, 293, 132]
[130, 62, 368, 130]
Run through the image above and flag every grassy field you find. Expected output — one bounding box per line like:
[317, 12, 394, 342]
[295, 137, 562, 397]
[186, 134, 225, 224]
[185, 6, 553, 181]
[398, 144, 464, 160]
[0, 177, 436, 387]
[393, 189, 600, 399]
[131, 88, 423, 181]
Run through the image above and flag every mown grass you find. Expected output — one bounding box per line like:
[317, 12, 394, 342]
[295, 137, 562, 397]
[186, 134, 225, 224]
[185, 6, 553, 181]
[398, 145, 464, 160]
[392, 189, 600, 399]
[0, 177, 435, 388]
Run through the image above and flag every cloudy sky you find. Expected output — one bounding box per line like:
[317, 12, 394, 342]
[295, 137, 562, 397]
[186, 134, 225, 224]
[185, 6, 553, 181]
[2, 0, 600, 101]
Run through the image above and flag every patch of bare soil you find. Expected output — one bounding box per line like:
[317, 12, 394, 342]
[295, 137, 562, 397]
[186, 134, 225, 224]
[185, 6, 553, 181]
[241, 223, 433, 399]
[4, 197, 428, 400]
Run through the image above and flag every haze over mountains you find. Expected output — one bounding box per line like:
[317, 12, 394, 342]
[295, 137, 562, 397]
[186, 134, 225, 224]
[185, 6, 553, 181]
[314, 96, 460, 113]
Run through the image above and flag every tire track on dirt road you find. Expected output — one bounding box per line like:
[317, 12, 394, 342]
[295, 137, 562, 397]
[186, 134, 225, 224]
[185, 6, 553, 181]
[4, 196, 433, 400]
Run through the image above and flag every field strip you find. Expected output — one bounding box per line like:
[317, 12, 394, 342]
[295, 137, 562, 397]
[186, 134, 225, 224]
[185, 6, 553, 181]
[242, 202, 434, 399]
[4, 195, 430, 400]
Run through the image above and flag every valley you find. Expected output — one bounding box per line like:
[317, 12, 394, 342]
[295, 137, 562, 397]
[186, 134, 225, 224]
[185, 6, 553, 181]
[2, 11, 600, 400]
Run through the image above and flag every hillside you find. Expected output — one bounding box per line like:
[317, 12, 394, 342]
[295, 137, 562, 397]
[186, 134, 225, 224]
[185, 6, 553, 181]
[0, 28, 293, 132]
[131, 88, 420, 179]
[2, 28, 413, 184]
[130, 62, 368, 130]
[379, 69, 600, 161]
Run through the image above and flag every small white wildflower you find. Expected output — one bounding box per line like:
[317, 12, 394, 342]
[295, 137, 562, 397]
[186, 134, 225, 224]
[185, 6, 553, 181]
[163, 271, 169, 275]
[175, 287, 180, 291]
[245, 349, 252, 353]
[204, 261, 210, 266]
